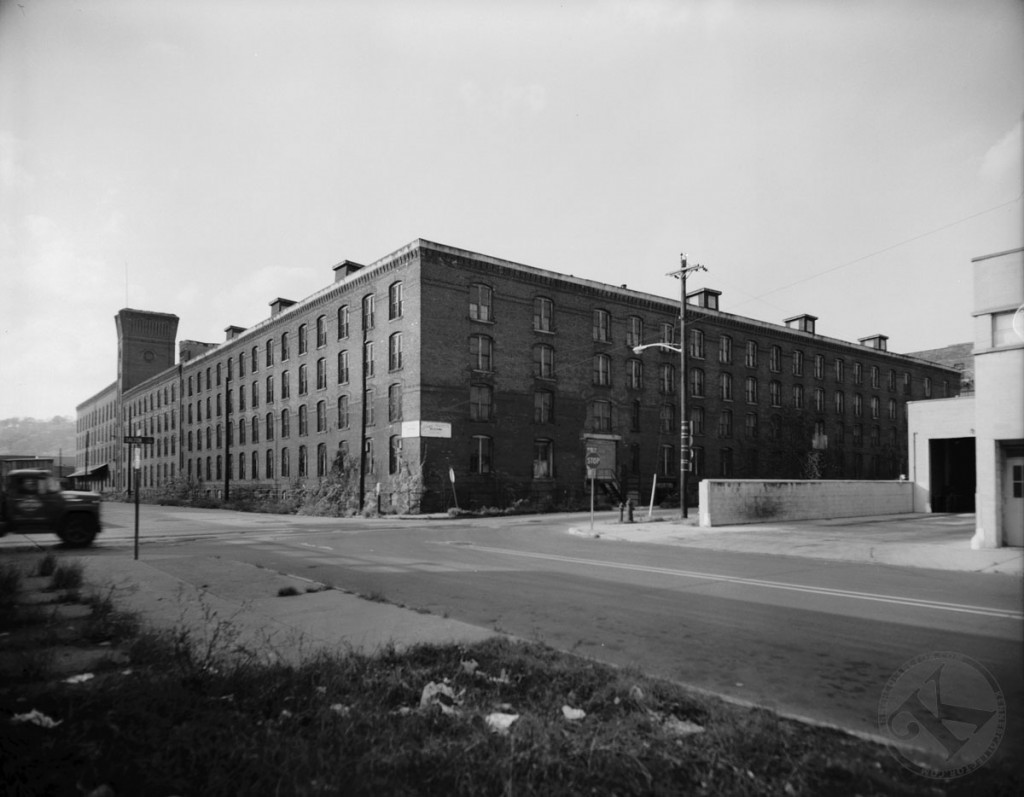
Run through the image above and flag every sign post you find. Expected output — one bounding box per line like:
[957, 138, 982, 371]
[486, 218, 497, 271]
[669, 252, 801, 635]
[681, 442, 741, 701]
[585, 447, 601, 532]
[124, 435, 154, 560]
[448, 466, 459, 510]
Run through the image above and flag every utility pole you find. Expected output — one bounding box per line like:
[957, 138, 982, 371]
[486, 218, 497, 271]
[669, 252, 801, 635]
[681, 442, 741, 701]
[669, 255, 707, 520]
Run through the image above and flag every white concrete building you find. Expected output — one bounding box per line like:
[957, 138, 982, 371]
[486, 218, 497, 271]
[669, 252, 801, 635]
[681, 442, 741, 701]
[908, 246, 1024, 548]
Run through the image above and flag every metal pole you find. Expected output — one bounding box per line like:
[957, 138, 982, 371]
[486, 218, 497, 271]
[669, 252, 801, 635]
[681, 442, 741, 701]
[133, 445, 140, 560]
[224, 376, 231, 503]
[590, 475, 595, 532]
[680, 257, 688, 520]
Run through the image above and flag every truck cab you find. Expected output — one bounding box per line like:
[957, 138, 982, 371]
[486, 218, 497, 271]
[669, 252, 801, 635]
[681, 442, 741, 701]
[0, 469, 102, 547]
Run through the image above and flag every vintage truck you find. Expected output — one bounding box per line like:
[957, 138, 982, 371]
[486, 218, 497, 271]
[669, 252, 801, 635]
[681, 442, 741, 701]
[0, 469, 102, 547]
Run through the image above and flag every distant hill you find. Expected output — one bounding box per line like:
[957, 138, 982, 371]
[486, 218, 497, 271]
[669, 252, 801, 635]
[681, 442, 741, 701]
[0, 416, 77, 457]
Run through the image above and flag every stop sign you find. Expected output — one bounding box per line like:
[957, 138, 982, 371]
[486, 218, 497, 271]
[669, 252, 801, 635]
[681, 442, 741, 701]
[585, 453, 600, 469]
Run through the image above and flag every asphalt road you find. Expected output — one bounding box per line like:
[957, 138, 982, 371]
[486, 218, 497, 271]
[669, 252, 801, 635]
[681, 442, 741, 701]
[8, 502, 1022, 761]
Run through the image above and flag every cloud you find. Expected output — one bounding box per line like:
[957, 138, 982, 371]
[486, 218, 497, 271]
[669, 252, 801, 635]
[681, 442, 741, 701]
[0, 130, 34, 191]
[459, 80, 546, 120]
[980, 117, 1022, 185]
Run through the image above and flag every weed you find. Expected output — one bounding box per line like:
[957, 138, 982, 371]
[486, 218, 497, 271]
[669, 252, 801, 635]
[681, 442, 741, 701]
[49, 561, 84, 591]
[84, 588, 141, 643]
[362, 589, 389, 603]
[35, 552, 58, 576]
[0, 562, 21, 606]
[278, 586, 301, 597]
[15, 647, 54, 680]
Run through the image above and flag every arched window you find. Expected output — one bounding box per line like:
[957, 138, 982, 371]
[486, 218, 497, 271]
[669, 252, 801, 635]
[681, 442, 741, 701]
[627, 359, 643, 390]
[533, 439, 553, 479]
[388, 384, 402, 422]
[690, 368, 704, 397]
[470, 436, 492, 473]
[471, 335, 493, 371]
[316, 315, 326, 347]
[470, 385, 493, 421]
[533, 296, 553, 332]
[281, 408, 290, 438]
[689, 329, 704, 359]
[389, 282, 403, 320]
[362, 294, 375, 330]
[389, 333, 403, 371]
[337, 305, 349, 339]
[298, 324, 308, 355]
[337, 395, 349, 429]
[389, 435, 402, 474]
[469, 284, 492, 321]
[533, 344, 554, 378]
[266, 412, 274, 440]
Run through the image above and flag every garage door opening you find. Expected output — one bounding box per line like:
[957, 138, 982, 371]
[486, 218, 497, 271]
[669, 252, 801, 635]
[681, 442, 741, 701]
[928, 438, 976, 512]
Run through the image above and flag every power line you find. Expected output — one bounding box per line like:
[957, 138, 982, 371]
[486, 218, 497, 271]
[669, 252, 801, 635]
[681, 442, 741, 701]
[734, 194, 1022, 307]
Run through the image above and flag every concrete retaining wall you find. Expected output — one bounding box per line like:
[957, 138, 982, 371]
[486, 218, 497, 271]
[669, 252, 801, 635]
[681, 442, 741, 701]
[698, 479, 914, 527]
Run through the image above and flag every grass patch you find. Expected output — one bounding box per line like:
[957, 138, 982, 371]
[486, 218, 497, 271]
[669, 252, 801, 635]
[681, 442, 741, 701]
[0, 562, 21, 607]
[2, 635, 1020, 796]
[35, 552, 59, 576]
[49, 561, 84, 591]
[83, 588, 141, 643]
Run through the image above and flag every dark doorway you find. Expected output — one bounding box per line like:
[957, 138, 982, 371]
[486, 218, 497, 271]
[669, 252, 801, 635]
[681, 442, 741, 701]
[928, 437, 976, 512]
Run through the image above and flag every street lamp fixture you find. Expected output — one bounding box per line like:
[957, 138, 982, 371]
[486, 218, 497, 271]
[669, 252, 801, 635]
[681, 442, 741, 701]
[634, 256, 708, 521]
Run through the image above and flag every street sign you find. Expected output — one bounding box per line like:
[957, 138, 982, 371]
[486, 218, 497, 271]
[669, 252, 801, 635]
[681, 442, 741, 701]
[124, 436, 155, 445]
[585, 453, 601, 469]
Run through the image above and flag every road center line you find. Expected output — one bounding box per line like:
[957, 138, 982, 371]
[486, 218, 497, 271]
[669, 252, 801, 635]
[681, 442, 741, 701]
[441, 543, 1022, 620]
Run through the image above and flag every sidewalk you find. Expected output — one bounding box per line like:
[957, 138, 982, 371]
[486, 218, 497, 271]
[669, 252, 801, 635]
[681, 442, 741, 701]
[77, 554, 497, 666]
[571, 511, 1023, 576]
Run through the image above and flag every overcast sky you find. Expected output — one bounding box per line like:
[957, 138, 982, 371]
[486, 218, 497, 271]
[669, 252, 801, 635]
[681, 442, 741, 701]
[1, 0, 1021, 420]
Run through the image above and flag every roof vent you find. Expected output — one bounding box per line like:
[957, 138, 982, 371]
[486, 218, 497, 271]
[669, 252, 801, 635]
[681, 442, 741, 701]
[225, 325, 246, 341]
[269, 298, 297, 317]
[332, 260, 365, 282]
[858, 334, 889, 351]
[687, 288, 721, 311]
[784, 314, 818, 334]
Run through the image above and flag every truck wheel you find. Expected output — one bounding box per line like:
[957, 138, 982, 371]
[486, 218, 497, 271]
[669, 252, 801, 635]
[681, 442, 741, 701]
[59, 515, 97, 547]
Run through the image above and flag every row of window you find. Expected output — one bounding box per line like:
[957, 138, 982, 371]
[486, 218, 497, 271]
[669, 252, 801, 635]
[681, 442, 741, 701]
[184, 283, 405, 399]
[470, 287, 939, 398]
[183, 435, 405, 483]
[179, 388, 404, 453]
[130, 439, 897, 488]
[472, 288, 673, 347]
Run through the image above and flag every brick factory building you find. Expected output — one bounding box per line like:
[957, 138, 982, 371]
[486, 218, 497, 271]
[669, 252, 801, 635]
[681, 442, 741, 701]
[76, 239, 960, 512]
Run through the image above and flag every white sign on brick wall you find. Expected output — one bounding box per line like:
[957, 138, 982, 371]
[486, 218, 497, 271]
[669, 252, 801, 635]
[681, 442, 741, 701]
[401, 420, 452, 439]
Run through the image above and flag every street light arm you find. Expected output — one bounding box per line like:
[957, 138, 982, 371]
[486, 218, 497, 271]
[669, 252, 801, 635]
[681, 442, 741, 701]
[632, 342, 683, 355]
